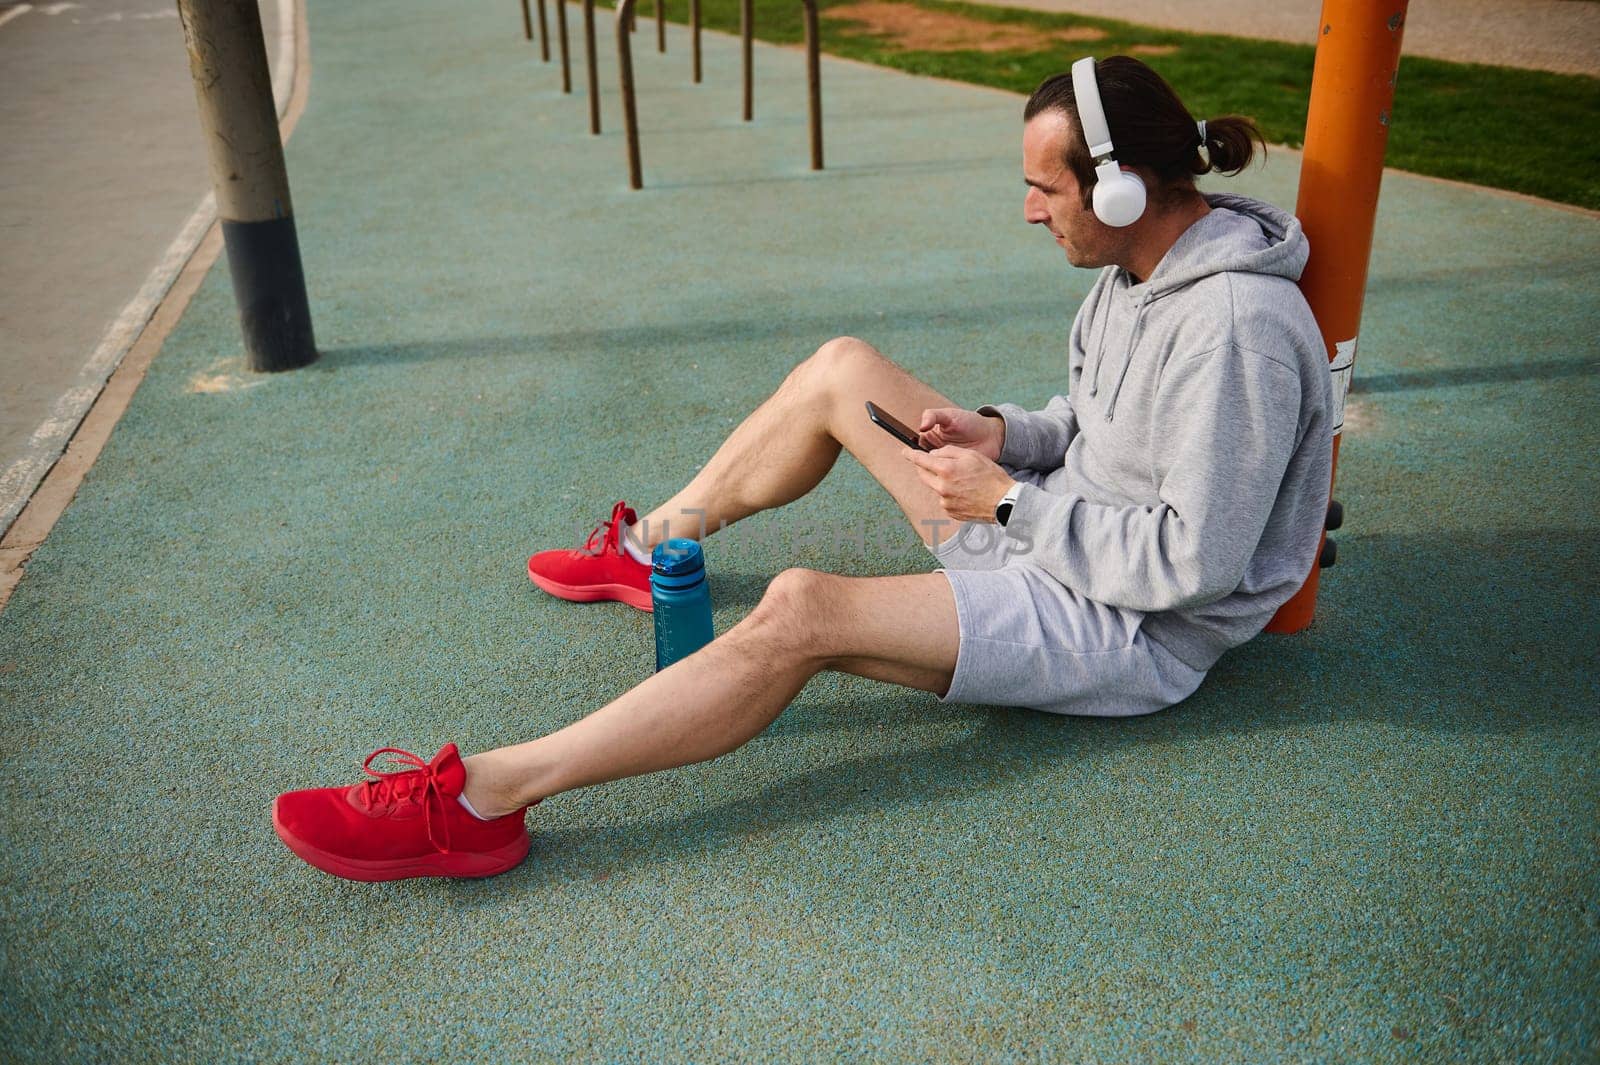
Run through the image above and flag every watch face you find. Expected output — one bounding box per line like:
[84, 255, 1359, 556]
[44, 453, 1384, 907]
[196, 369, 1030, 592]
[996, 502, 1013, 527]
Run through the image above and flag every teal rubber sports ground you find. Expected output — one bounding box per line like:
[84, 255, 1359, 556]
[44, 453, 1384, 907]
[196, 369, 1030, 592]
[1, 0, 1596, 1060]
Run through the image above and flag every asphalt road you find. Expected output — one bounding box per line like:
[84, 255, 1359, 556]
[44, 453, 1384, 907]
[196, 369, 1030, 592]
[0, 0, 284, 529]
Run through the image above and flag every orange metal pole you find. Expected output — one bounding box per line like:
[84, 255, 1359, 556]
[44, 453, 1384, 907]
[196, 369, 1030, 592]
[1266, 0, 1407, 634]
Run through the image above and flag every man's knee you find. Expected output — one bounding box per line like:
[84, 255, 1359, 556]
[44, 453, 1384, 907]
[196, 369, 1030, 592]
[800, 336, 884, 389]
[743, 567, 835, 658]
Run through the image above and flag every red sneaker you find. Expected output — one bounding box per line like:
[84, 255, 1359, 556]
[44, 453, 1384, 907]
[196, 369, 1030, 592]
[271, 744, 533, 881]
[527, 500, 653, 611]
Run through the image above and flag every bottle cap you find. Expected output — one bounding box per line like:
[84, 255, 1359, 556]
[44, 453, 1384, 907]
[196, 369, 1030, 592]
[651, 538, 705, 582]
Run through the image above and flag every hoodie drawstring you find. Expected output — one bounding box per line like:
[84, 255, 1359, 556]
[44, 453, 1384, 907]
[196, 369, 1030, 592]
[1104, 291, 1150, 423]
[1087, 278, 1116, 399]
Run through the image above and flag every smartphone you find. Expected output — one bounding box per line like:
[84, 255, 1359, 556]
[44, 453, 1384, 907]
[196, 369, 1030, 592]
[866, 401, 931, 452]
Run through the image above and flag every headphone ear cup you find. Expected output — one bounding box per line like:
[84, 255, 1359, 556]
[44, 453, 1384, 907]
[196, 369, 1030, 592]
[1092, 170, 1147, 227]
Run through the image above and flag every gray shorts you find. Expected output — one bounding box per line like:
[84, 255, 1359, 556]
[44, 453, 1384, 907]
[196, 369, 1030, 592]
[926, 467, 1205, 718]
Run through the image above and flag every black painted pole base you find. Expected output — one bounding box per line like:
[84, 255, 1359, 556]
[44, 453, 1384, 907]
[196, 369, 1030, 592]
[221, 215, 318, 373]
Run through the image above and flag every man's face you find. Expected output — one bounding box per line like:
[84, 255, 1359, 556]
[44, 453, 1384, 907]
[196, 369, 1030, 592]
[1022, 111, 1112, 269]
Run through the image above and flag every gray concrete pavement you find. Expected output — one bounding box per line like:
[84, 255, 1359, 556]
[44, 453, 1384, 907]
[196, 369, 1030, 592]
[0, 0, 285, 531]
[966, 0, 1600, 76]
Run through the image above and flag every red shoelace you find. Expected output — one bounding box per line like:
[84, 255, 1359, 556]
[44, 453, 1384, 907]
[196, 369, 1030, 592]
[581, 500, 634, 557]
[354, 748, 453, 853]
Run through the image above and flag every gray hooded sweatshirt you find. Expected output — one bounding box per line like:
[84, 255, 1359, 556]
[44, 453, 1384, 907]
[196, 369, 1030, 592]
[979, 193, 1333, 673]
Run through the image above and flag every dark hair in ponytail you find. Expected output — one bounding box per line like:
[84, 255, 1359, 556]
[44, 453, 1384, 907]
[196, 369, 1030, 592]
[1024, 56, 1267, 209]
[1194, 115, 1262, 178]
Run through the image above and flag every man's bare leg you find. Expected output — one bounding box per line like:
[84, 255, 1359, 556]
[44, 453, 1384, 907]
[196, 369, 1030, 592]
[468, 341, 968, 814]
[461, 568, 960, 816]
[632, 337, 965, 550]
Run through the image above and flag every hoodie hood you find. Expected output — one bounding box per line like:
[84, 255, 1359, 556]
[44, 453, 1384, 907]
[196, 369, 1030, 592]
[1136, 192, 1309, 297]
[1089, 193, 1309, 419]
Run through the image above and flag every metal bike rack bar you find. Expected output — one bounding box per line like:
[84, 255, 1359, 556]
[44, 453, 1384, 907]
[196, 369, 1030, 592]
[583, 0, 601, 133]
[556, 0, 572, 92]
[618, 2, 643, 185]
[740, 0, 753, 121]
[615, 0, 821, 189]
[803, 0, 820, 169]
[691, 0, 702, 82]
[521, 0, 553, 63]
[537, 0, 552, 62]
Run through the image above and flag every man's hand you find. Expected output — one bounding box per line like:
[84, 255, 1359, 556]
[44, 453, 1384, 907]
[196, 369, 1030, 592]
[903, 446, 1017, 523]
[916, 408, 1005, 462]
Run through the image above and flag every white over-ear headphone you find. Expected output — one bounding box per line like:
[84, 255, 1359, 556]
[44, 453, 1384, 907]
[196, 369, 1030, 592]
[1070, 56, 1147, 228]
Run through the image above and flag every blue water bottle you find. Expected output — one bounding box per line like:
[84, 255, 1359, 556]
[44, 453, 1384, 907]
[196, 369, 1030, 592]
[651, 538, 715, 671]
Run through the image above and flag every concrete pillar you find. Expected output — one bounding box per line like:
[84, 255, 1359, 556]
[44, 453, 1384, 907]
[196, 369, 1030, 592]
[177, 0, 316, 372]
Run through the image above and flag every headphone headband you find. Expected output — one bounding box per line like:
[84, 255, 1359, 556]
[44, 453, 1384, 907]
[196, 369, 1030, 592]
[1070, 57, 1115, 160]
[1066, 56, 1147, 228]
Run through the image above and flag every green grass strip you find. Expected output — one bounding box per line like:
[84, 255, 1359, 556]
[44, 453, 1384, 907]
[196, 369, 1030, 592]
[612, 0, 1600, 210]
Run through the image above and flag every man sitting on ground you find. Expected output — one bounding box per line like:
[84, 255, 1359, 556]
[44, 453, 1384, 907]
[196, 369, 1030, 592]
[272, 56, 1333, 882]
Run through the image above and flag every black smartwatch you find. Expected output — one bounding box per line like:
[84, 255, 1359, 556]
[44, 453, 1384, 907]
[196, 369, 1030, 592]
[994, 482, 1022, 527]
